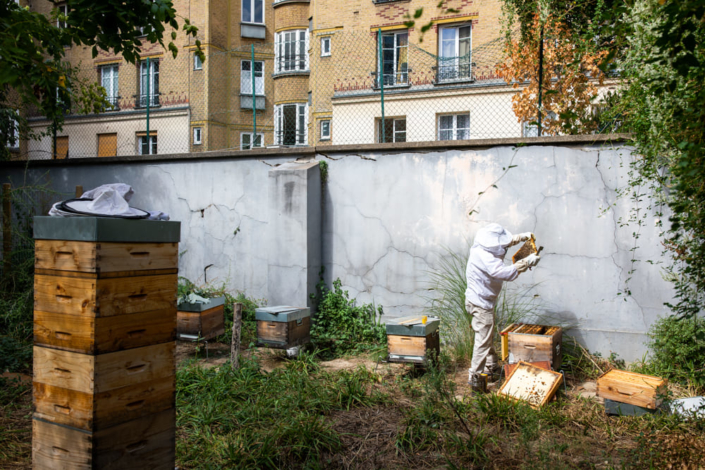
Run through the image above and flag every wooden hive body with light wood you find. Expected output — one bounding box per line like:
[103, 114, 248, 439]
[32, 217, 179, 469]
[505, 323, 563, 371]
[596, 369, 667, 410]
[386, 316, 440, 364]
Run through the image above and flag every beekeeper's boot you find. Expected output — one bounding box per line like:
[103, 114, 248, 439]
[469, 373, 487, 393]
[484, 363, 501, 382]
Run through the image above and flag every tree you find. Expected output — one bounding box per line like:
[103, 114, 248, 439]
[497, 15, 608, 135]
[0, 0, 203, 159]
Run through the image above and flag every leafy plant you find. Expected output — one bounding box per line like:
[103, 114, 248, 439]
[309, 276, 386, 359]
[634, 315, 705, 390]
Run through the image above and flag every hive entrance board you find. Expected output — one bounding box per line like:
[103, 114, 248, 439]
[498, 361, 563, 408]
[512, 235, 543, 264]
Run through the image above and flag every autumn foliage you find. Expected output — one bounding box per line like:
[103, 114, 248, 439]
[497, 15, 608, 135]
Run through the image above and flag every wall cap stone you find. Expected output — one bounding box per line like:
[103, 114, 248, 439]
[4, 134, 631, 168]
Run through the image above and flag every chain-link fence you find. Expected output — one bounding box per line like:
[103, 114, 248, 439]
[16, 30, 616, 160]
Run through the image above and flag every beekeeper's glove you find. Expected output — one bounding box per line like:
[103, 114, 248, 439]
[510, 232, 534, 246]
[513, 254, 541, 273]
[525, 253, 541, 267]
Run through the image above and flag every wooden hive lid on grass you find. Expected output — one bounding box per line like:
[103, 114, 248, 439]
[386, 316, 440, 337]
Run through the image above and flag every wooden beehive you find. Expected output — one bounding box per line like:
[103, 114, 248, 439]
[177, 297, 225, 341]
[255, 306, 311, 349]
[507, 323, 563, 370]
[498, 361, 563, 408]
[596, 369, 667, 410]
[386, 316, 441, 364]
[32, 217, 179, 469]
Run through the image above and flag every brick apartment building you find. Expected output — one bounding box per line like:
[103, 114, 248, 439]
[20, 0, 522, 158]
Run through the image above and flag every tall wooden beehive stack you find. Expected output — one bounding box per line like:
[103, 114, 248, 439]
[31, 217, 180, 469]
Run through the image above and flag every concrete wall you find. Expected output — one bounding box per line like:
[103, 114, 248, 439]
[0, 137, 672, 360]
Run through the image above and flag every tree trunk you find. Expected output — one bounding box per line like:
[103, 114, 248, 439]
[230, 302, 243, 369]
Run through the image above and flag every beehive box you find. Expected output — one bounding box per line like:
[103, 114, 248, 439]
[32, 217, 179, 469]
[177, 297, 225, 341]
[386, 316, 440, 364]
[506, 323, 563, 370]
[33, 409, 175, 469]
[498, 361, 564, 408]
[596, 369, 668, 410]
[255, 306, 310, 349]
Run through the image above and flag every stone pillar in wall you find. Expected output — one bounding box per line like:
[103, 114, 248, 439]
[267, 161, 321, 310]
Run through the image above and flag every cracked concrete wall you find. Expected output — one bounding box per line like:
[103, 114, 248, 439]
[2, 142, 672, 360]
[319, 143, 673, 361]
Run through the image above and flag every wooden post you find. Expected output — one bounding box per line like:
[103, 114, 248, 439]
[75, 185, 83, 198]
[230, 302, 243, 370]
[2, 184, 11, 279]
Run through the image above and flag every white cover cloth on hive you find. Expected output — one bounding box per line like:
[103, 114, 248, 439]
[49, 183, 169, 220]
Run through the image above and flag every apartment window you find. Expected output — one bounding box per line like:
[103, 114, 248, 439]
[320, 120, 331, 140]
[97, 133, 117, 157]
[56, 4, 68, 28]
[193, 127, 202, 145]
[523, 112, 557, 137]
[139, 60, 159, 107]
[242, 0, 264, 24]
[4, 115, 20, 150]
[321, 37, 331, 57]
[55, 136, 69, 159]
[378, 118, 406, 143]
[194, 53, 203, 71]
[139, 134, 157, 155]
[241, 60, 264, 95]
[275, 103, 308, 146]
[241, 133, 263, 150]
[438, 25, 471, 82]
[100, 65, 119, 108]
[275, 30, 309, 73]
[378, 31, 408, 87]
[438, 113, 470, 140]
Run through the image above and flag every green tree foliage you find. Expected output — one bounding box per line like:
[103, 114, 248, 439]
[0, 0, 203, 159]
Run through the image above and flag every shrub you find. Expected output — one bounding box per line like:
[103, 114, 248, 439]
[310, 278, 386, 359]
[640, 315, 705, 389]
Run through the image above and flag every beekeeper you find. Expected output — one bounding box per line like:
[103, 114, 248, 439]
[466, 223, 541, 391]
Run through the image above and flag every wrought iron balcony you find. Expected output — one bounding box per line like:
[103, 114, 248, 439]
[434, 63, 474, 83]
[370, 69, 411, 89]
[134, 93, 161, 108]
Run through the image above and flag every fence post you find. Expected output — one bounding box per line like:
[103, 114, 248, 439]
[537, 23, 544, 137]
[252, 44, 257, 148]
[2, 184, 11, 279]
[378, 28, 385, 143]
[146, 57, 150, 153]
[75, 185, 83, 198]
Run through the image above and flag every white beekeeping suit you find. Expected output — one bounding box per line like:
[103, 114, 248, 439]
[465, 223, 540, 390]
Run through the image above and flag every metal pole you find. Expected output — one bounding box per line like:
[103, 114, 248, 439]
[252, 44, 257, 148]
[146, 57, 150, 152]
[378, 28, 385, 143]
[537, 24, 544, 137]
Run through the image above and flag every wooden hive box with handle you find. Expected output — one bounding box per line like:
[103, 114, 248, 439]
[596, 369, 667, 410]
[32, 216, 179, 469]
[386, 316, 440, 364]
[177, 297, 226, 341]
[255, 306, 311, 349]
[507, 323, 563, 370]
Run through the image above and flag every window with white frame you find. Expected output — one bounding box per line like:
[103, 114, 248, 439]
[379, 31, 408, 87]
[242, 0, 264, 24]
[4, 113, 20, 150]
[275, 30, 309, 73]
[139, 60, 159, 107]
[240, 60, 264, 95]
[438, 25, 472, 82]
[522, 111, 557, 137]
[274, 103, 308, 146]
[194, 53, 203, 71]
[56, 4, 68, 28]
[139, 134, 157, 155]
[321, 37, 331, 57]
[378, 118, 406, 143]
[320, 120, 331, 140]
[100, 65, 119, 107]
[241, 132, 263, 150]
[438, 113, 470, 140]
[193, 127, 202, 145]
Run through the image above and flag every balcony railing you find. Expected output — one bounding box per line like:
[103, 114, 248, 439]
[275, 54, 309, 74]
[105, 95, 120, 110]
[134, 93, 161, 108]
[434, 63, 473, 83]
[371, 70, 411, 89]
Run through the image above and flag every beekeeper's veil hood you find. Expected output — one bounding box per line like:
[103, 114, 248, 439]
[473, 223, 513, 256]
